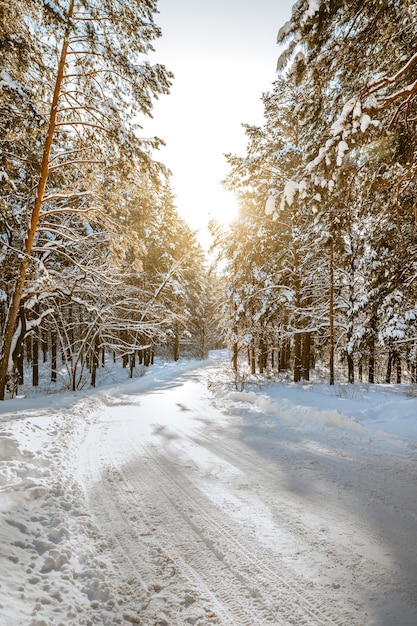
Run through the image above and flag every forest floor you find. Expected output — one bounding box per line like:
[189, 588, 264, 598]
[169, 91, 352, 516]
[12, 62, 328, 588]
[1, 351, 417, 625]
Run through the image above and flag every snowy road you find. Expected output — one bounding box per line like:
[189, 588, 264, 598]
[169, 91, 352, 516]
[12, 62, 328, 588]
[76, 362, 417, 626]
[1, 354, 417, 625]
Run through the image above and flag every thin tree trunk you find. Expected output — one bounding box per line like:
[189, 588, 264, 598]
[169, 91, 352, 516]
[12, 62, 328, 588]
[347, 353, 354, 384]
[91, 336, 99, 388]
[368, 351, 375, 384]
[301, 332, 311, 381]
[385, 350, 393, 384]
[407, 348, 416, 384]
[32, 330, 39, 387]
[250, 343, 256, 374]
[129, 352, 135, 378]
[293, 333, 302, 382]
[329, 238, 335, 386]
[51, 332, 57, 383]
[0, 0, 75, 399]
[279, 338, 291, 371]
[14, 308, 26, 386]
[368, 316, 376, 384]
[174, 321, 179, 361]
[232, 338, 238, 372]
[396, 353, 402, 384]
[258, 339, 264, 374]
[42, 327, 48, 363]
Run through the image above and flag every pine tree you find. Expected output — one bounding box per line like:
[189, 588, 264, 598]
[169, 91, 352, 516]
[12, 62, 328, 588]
[0, 0, 172, 398]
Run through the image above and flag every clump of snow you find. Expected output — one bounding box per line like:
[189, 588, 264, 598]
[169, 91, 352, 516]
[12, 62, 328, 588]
[336, 139, 349, 166]
[281, 179, 299, 208]
[265, 193, 277, 215]
[300, 0, 321, 26]
[0, 71, 25, 98]
[276, 20, 293, 43]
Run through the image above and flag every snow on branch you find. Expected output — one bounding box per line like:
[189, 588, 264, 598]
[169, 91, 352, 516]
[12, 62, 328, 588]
[277, 20, 293, 44]
[305, 52, 417, 182]
[300, 0, 320, 27]
[281, 179, 300, 208]
[265, 180, 300, 219]
[306, 95, 380, 178]
[0, 71, 26, 98]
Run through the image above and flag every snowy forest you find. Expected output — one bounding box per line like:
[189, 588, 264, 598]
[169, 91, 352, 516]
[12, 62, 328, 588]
[1, 3, 417, 624]
[213, 0, 417, 387]
[1, 0, 417, 400]
[0, 0, 220, 400]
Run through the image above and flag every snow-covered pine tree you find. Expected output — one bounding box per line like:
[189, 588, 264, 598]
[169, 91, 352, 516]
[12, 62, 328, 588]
[220, 77, 320, 381]
[0, 0, 172, 398]
[276, 0, 417, 383]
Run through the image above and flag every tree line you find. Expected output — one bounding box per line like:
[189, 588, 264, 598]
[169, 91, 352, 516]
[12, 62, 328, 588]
[0, 0, 217, 399]
[212, 0, 417, 385]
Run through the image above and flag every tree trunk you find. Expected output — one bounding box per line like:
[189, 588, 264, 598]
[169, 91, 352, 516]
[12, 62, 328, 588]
[51, 332, 57, 383]
[174, 321, 180, 361]
[396, 353, 402, 384]
[32, 331, 39, 387]
[407, 348, 416, 384]
[301, 332, 311, 381]
[368, 316, 376, 384]
[232, 339, 238, 372]
[90, 336, 99, 388]
[385, 350, 393, 384]
[329, 239, 335, 386]
[129, 352, 135, 378]
[293, 333, 302, 382]
[0, 0, 75, 400]
[368, 352, 375, 384]
[279, 339, 290, 371]
[250, 343, 256, 374]
[42, 327, 48, 363]
[347, 353, 354, 384]
[258, 339, 264, 374]
[14, 308, 26, 386]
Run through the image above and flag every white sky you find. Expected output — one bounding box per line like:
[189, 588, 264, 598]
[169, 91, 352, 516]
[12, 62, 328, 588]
[143, 0, 295, 248]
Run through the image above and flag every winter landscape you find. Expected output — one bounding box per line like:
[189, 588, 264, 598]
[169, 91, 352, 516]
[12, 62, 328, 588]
[1, 350, 416, 626]
[2, 1, 417, 624]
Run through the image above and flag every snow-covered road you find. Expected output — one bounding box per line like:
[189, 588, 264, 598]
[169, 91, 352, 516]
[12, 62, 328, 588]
[1, 353, 417, 625]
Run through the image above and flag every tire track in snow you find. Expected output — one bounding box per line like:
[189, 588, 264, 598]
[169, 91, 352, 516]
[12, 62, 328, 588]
[188, 425, 415, 602]
[139, 444, 358, 626]
[80, 423, 242, 625]
[184, 416, 417, 624]
[80, 416, 356, 625]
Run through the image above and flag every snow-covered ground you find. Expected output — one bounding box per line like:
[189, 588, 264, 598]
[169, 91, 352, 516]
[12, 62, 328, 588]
[1, 351, 416, 626]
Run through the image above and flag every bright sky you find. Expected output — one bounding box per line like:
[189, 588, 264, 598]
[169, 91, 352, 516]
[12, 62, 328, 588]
[144, 0, 295, 248]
